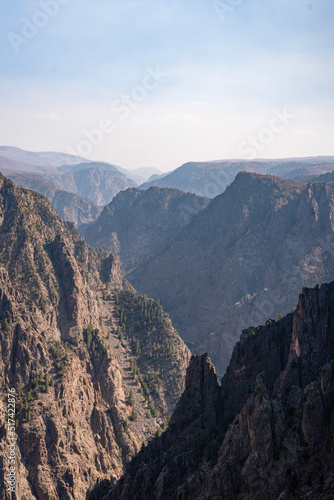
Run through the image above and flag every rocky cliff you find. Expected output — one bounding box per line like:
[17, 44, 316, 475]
[81, 187, 209, 274]
[107, 281, 334, 500]
[58, 162, 136, 206]
[131, 172, 334, 373]
[0, 174, 190, 499]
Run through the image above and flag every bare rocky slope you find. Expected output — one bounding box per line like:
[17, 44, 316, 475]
[102, 281, 334, 500]
[131, 172, 334, 374]
[81, 187, 209, 274]
[0, 174, 190, 499]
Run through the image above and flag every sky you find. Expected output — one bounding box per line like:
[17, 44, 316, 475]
[0, 0, 333, 171]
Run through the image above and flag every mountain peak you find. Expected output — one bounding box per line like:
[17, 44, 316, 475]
[131, 170, 334, 374]
[80, 186, 209, 274]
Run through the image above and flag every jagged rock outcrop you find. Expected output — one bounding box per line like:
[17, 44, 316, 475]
[81, 186, 209, 274]
[107, 281, 334, 500]
[131, 172, 334, 374]
[0, 174, 190, 499]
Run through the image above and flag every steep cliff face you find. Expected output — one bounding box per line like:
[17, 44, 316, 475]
[0, 175, 190, 499]
[81, 186, 209, 274]
[62, 163, 137, 206]
[50, 190, 102, 226]
[131, 173, 334, 374]
[109, 281, 334, 500]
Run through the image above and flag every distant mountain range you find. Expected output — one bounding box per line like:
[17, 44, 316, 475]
[0, 146, 162, 183]
[81, 187, 210, 273]
[2, 148, 334, 229]
[0, 147, 138, 225]
[0, 145, 91, 169]
[0, 147, 166, 225]
[131, 172, 334, 374]
[0, 147, 137, 204]
[140, 157, 334, 197]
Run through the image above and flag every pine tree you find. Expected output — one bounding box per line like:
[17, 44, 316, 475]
[131, 407, 138, 421]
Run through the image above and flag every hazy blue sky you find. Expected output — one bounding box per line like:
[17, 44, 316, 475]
[1, 0, 333, 171]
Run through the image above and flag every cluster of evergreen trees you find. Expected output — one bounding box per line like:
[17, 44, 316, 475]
[84, 323, 108, 360]
[51, 340, 68, 378]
